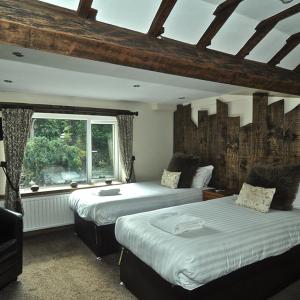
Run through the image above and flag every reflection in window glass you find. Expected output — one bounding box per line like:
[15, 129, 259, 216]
[38, 0, 79, 10]
[92, 124, 114, 179]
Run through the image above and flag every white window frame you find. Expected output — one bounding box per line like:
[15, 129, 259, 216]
[31, 113, 120, 184]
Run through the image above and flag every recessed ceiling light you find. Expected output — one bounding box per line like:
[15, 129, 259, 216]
[3, 80, 13, 83]
[133, 84, 141, 88]
[178, 96, 186, 100]
[12, 51, 24, 58]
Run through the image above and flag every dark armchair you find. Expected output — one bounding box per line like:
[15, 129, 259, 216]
[0, 208, 23, 289]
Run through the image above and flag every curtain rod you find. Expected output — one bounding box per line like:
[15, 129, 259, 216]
[0, 102, 138, 116]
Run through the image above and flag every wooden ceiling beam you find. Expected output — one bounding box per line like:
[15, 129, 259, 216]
[77, 0, 97, 20]
[294, 64, 300, 72]
[0, 0, 300, 96]
[197, 0, 243, 49]
[148, 0, 177, 38]
[236, 4, 300, 58]
[268, 33, 300, 66]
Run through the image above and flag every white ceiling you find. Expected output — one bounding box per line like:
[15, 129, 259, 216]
[1, 0, 299, 103]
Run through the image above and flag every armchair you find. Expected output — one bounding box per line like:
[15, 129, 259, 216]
[0, 207, 23, 289]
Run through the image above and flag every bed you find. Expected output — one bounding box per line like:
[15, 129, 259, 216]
[69, 181, 203, 257]
[115, 196, 300, 299]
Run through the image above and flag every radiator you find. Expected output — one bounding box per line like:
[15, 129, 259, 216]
[22, 193, 74, 232]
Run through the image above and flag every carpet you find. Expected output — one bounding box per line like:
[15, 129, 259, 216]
[0, 229, 135, 300]
[1, 228, 300, 300]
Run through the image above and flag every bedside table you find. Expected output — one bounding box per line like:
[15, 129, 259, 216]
[203, 189, 234, 201]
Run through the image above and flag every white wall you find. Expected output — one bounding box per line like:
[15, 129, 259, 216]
[0, 92, 174, 194]
[190, 94, 300, 127]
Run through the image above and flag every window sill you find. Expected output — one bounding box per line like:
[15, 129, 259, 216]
[0, 181, 123, 199]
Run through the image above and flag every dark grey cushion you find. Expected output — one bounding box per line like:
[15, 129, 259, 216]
[246, 165, 300, 211]
[167, 153, 201, 188]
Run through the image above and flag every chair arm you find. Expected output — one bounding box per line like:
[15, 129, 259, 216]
[0, 208, 23, 241]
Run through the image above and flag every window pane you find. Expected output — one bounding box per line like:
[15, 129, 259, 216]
[21, 119, 87, 188]
[91, 124, 114, 179]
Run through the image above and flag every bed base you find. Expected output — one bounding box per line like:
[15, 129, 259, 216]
[74, 212, 120, 257]
[120, 245, 300, 300]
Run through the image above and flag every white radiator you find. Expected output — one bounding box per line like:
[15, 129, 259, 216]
[22, 193, 74, 232]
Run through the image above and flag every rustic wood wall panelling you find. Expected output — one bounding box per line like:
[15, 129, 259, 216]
[239, 123, 253, 189]
[208, 114, 217, 187]
[266, 100, 284, 164]
[226, 117, 240, 191]
[284, 104, 300, 164]
[173, 93, 299, 193]
[216, 100, 228, 188]
[252, 93, 269, 164]
[198, 111, 209, 163]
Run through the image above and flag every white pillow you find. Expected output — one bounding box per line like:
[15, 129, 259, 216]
[236, 183, 276, 213]
[161, 169, 181, 189]
[191, 165, 214, 189]
[292, 184, 300, 208]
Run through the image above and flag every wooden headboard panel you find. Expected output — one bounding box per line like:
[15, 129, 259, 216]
[173, 93, 300, 192]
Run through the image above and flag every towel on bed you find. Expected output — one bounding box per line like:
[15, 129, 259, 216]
[99, 188, 120, 196]
[150, 212, 205, 234]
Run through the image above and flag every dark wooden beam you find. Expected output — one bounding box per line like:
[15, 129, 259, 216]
[237, 4, 300, 58]
[77, 0, 97, 20]
[148, 0, 177, 38]
[0, 102, 138, 116]
[295, 64, 300, 72]
[196, 0, 243, 49]
[268, 33, 300, 66]
[0, 0, 300, 96]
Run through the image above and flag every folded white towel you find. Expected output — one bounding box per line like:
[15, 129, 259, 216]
[99, 188, 120, 196]
[150, 213, 205, 235]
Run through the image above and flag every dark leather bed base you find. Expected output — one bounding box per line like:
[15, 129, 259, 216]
[74, 212, 120, 257]
[120, 245, 300, 300]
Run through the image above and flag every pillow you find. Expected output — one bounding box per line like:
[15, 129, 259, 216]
[246, 165, 300, 211]
[236, 183, 276, 213]
[191, 165, 214, 189]
[292, 184, 300, 208]
[161, 169, 181, 189]
[167, 153, 201, 188]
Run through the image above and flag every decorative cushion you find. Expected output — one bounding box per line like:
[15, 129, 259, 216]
[236, 183, 276, 213]
[167, 153, 201, 188]
[292, 184, 300, 208]
[161, 169, 181, 189]
[246, 165, 300, 211]
[191, 165, 214, 189]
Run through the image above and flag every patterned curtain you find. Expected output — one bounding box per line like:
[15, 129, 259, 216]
[117, 115, 136, 183]
[2, 108, 33, 213]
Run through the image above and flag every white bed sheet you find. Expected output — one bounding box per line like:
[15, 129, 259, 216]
[69, 181, 202, 225]
[115, 196, 300, 290]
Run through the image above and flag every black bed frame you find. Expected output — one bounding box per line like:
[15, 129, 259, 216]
[120, 245, 300, 300]
[74, 212, 120, 257]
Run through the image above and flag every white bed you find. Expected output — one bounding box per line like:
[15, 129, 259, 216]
[69, 181, 203, 226]
[115, 196, 300, 290]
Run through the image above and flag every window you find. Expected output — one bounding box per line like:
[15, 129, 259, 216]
[20, 114, 119, 190]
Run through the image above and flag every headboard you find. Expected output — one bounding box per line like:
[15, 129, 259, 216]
[173, 93, 300, 192]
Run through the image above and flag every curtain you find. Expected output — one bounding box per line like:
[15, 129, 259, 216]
[117, 115, 136, 183]
[2, 108, 33, 213]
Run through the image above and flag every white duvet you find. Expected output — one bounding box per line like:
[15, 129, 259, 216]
[115, 196, 300, 290]
[68, 181, 202, 225]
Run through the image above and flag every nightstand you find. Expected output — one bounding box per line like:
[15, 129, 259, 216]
[203, 189, 234, 201]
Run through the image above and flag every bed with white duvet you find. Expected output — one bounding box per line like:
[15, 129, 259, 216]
[69, 181, 203, 226]
[115, 195, 300, 290]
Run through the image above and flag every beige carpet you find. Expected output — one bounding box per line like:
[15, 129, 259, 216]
[0, 229, 136, 300]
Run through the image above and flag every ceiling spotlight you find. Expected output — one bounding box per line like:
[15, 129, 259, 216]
[12, 51, 24, 58]
[178, 96, 186, 100]
[280, 0, 294, 3]
[133, 84, 141, 88]
[3, 80, 13, 83]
